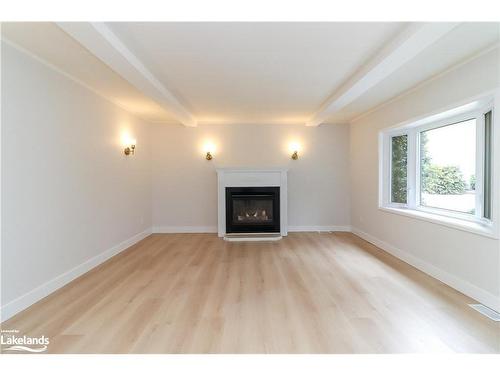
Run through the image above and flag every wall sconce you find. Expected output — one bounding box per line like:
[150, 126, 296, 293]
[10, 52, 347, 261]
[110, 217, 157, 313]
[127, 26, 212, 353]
[204, 143, 216, 161]
[124, 139, 136, 156]
[289, 142, 300, 160]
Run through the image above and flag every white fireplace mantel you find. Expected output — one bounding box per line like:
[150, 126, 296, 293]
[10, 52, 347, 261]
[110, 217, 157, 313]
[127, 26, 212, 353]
[216, 168, 288, 238]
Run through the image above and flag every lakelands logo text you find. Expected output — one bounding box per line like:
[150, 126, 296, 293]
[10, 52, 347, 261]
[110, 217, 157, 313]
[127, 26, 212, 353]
[1, 329, 49, 353]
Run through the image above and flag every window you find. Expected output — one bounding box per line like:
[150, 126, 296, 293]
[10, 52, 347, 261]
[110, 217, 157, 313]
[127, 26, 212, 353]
[419, 118, 476, 214]
[380, 99, 496, 237]
[391, 135, 408, 204]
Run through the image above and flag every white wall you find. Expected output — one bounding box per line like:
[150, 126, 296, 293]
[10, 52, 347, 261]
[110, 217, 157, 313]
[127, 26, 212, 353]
[350, 47, 500, 311]
[1, 42, 153, 320]
[151, 123, 351, 232]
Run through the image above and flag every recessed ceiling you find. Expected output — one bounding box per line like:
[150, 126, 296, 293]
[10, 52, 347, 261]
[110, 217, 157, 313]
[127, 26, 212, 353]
[2, 22, 498, 126]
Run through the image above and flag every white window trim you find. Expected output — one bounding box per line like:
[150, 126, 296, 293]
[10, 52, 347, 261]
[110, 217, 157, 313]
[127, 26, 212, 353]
[379, 93, 498, 239]
[379, 206, 496, 239]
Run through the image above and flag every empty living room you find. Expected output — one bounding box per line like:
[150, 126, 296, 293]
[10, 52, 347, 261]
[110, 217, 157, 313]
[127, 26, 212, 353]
[1, 1, 499, 372]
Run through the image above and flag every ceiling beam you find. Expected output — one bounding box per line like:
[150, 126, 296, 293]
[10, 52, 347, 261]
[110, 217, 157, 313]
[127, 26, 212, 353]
[57, 22, 197, 127]
[306, 22, 460, 127]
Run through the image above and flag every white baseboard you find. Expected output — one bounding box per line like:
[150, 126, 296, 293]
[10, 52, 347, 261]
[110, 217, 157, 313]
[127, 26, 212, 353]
[351, 227, 500, 313]
[152, 225, 351, 234]
[0, 228, 152, 322]
[152, 226, 218, 233]
[288, 225, 352, 232]
[153, 225, 351, 233]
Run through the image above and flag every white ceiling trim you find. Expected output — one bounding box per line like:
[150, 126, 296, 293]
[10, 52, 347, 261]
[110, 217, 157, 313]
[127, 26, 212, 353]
[306, 22, 460, 127]
[56, 22, 197, 127]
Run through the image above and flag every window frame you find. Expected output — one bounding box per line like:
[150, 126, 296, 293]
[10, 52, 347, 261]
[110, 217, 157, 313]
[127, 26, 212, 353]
[379, 97, 497, 238]
[415, 112, 483, 221]
[483, 109, 493, 220]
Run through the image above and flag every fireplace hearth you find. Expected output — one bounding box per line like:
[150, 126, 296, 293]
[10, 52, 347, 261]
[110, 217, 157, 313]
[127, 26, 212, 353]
[225, 187, 280, 234]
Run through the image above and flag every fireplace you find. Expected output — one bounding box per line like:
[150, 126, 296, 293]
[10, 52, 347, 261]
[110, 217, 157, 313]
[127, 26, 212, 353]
[217, 168, 287, 238]
[225, 187, 280, 234]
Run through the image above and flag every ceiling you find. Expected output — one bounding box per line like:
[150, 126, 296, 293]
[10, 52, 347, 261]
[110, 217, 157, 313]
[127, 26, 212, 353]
[1, 22, 499, 126]
[106, 22, 405, 124]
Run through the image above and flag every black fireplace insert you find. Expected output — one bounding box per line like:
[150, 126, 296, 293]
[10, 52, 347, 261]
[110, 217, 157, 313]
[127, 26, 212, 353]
[225, 187, 280, 234]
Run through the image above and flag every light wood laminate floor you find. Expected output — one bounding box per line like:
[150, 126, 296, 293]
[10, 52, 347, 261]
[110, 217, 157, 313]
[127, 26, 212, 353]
[2, 232, 499, 353]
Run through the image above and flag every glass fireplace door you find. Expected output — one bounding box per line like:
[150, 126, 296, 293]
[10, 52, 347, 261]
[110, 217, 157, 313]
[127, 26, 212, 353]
[226, 187, 280, 233]
[232, 195, 274, 224]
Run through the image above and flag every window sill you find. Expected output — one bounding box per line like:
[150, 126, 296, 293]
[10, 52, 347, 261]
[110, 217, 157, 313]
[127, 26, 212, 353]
[379, 206, 498, 239]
